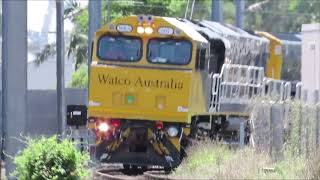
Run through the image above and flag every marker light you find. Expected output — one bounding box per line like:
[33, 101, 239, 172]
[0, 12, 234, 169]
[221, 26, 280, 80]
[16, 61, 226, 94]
[158, 27, 174, 35]
[110, 119, 121, 128]
[167, 126, 179, 137]
[155, 121, 164, 130]
[98, 122, 109, 132]
[116, 24, 133, 32]
[145, 27, 153, 34]
[137, 26, 144, 34]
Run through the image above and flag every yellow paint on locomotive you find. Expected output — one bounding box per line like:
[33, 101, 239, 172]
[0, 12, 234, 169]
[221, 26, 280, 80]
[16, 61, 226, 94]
[87, 15, 252, 167]
[256, 31, 283, 80]
[88, 16, 209, 124]
[89, 65, 192, 122]
[188, 72, 207, 118]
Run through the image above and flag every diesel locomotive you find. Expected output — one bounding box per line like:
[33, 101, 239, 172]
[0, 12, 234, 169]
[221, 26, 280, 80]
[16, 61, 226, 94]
[67, 15, 298, 170]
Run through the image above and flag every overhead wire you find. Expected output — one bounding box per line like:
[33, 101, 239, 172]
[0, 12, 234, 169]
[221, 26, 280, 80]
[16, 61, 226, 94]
[184, 0, 190, 19]
[189, 0, 196, 20]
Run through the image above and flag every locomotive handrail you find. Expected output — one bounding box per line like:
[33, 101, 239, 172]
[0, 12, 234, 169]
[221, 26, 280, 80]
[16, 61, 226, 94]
[210, 73, 221, 112]
[211, 64, 265, 112]
[209, 63, 295, 112]
[263, 78, 291, 102]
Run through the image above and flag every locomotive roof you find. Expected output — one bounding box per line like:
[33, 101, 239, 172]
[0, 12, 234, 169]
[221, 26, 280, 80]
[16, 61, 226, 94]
[172, 18, 269, 46]
[271, 32, 301, 42]
[162, 17, 208, 43]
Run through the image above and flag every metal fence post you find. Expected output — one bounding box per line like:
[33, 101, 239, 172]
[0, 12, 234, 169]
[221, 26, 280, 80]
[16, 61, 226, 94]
[56, 0, 65, 136]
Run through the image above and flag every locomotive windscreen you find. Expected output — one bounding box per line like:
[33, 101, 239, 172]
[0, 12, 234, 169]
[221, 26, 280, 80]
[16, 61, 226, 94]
[147, 39, 192, 65]
[97, 35, 142, 61]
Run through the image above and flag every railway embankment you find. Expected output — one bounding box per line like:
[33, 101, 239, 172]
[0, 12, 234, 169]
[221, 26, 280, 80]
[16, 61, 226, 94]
[171, 98, 320, 179]
[170, 141, 318, 179]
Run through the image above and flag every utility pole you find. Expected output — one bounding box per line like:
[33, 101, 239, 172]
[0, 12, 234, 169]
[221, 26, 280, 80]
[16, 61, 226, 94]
[211, 0, 223, 22]
[106, 0, 111, 23]
[88, 0, 101, 89]
[2, 0, 27, 174]
[235, 0, 245, 28]
[56, 0, 65, 136]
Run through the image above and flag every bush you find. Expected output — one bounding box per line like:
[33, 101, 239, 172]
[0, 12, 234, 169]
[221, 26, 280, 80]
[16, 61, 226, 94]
[12, 136, 89, 180]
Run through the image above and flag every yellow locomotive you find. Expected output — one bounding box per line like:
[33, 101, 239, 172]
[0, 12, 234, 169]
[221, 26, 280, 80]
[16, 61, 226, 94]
[86, 15, 270, 169]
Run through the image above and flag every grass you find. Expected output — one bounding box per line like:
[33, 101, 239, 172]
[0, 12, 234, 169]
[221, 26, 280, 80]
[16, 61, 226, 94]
[172, 142, 315, 179]
[173, 141, 232, 179]
[171, 97, 320, 179]
[171, 99, 320, 179]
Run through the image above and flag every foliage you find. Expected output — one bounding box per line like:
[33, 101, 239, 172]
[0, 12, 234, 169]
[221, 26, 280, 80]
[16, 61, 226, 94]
[245, 0, 320, 32]
[172, 141, 312, 179]
[33, 0, 319, 78]
[67, 32, 88, 70]
[33, 0, 88, 70]
[69, 65, 88, 88]
[12, 136, 89, 180]
[34, 44, 56, 66]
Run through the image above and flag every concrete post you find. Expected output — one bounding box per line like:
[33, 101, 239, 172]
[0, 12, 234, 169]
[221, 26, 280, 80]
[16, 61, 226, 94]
[235, 0, 245, 28]
[88, 0, 101, 91]
[56, 1, 65, 136]
[211, 0, 223, 22]
[313, 90, 319, 104]
[271, 104, 284, 161]
[302, 89, 308, 103]
[2, 0, 27, 174]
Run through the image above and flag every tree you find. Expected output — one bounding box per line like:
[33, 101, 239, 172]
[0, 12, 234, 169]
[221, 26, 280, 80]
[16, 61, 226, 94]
[35, 0, 320, 88]
[245, 0, 320, 32]
[34, 0, 88, 71]
[68, 65, 88, 88]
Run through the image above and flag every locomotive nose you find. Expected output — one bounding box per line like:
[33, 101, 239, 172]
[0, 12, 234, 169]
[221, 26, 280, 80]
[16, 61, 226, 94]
[89, 65, 192, 123]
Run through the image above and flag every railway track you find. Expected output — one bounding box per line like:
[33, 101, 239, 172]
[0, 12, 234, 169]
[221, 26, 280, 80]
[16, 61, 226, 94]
[92, 165, 179, 180]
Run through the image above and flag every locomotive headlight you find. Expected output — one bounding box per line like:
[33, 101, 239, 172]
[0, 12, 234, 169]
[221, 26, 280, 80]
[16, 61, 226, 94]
[137, 26, 144, 34]
[98, 122, 109, 132]
[167, 126, 179, 137]
[145, 27, 153, 34]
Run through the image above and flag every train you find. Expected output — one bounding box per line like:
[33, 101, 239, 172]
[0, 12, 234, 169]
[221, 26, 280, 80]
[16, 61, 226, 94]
[66, 15, 301, 171]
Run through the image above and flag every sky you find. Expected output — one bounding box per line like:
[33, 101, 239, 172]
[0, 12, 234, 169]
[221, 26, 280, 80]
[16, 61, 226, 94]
[27, 0, 88, 32]
[26, 0, 88, 62]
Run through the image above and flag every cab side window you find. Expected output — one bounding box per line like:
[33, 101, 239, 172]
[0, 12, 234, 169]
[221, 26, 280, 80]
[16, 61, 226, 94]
[195, 48, 206, 70]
